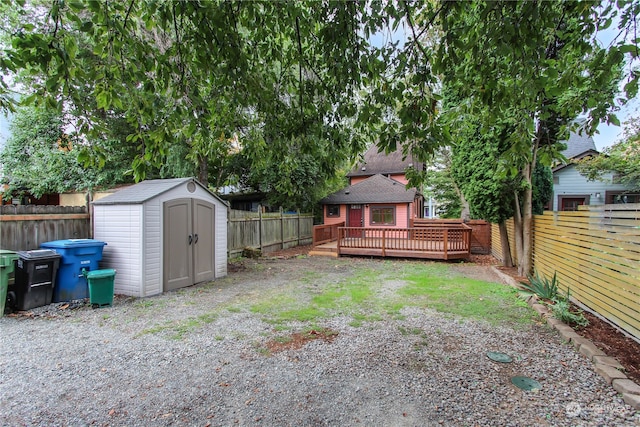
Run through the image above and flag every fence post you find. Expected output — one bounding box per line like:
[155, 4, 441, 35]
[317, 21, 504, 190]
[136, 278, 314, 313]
[297, 209, 300, 246]
[259, 207, 263, 252]
[280, 207, 285, 250]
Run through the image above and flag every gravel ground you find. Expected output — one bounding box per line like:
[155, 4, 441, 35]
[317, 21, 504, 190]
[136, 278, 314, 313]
[1, 256, 638, 427]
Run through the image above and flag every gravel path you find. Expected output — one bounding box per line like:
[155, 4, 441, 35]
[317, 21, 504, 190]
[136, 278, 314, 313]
[1, 256, 638, 427]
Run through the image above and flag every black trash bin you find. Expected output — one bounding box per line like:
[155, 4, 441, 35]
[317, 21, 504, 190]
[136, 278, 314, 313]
[10, 249, 61, 311]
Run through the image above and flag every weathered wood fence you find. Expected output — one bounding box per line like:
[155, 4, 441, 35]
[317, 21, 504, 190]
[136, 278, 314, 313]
[227, 209, 313, 257]
[491, 204, 640, 342]
[0, 205, 90, 251]
[1, 206, 313, 257]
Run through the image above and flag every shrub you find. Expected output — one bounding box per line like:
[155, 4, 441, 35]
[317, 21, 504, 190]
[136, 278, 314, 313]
[519, 271, 559, 301]
[552, 288, 589, 327]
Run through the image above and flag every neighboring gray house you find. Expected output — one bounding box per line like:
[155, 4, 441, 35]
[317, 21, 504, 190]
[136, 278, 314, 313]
[551, 132, 637, 211]
[92, 178, 228, 297]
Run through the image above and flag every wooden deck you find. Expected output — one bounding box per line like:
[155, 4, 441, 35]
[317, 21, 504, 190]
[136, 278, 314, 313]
[310, 225, 472, 260]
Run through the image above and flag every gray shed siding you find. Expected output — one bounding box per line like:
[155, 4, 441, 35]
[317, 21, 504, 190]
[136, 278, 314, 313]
[93, 204, 144, 296]
[144, 201, 162, 297]
[93, 178, 227, 297]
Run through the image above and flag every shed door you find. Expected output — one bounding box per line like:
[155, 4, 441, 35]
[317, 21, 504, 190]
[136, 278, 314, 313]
[193, 199, 215, 284]
[164, 199, 193, 291]
[163, 198, 216, 291]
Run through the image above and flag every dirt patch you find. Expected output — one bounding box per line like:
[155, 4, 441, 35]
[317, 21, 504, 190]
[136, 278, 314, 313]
[264, 328, 339, 353]
[576, 311, 640, 383]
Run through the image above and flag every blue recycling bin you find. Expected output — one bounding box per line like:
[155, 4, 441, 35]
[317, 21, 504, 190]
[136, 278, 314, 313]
[40, 239, 107, 302]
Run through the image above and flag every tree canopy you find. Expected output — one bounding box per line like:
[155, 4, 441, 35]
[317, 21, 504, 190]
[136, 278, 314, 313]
[1, 0, 637, 273]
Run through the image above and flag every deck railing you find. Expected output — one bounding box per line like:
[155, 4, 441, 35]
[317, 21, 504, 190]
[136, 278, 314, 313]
[312, 222, 345, 246]
[337, 225, 472, 260]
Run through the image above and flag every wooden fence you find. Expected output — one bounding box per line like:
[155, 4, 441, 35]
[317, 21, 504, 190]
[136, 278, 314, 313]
[1, 206, 313, 257]
[492, 204, 640, 342]
[227, 209, 314, 257]
[0, 205, 90, 251]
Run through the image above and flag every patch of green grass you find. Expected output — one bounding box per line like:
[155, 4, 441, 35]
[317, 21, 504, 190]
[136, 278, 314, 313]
[136, 311, 219, 339]
[243, 261, 535, 331]
[249, 269, 380, 326]
[133, 299, 155, 309]
[397, 268, 535, 326]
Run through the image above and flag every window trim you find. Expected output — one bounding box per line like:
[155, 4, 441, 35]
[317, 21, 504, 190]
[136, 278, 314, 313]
[369, 205, 396, 226]
[326, 204, 340, 217]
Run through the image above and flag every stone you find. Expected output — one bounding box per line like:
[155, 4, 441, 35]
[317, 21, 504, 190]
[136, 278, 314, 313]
[592, 356, 625, 370]
[556, 328, 581, 343]
[570, 336, 592, 351]
[622, 393, 640, 410]
[546, 317, 563, 328]
[594, 364, 627, 385]
[612, 379, 640, 395]
[531, 303, 549, 316]
[578, 341, 606, 360]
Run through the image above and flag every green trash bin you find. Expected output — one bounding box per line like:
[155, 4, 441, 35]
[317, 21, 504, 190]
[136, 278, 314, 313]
[0, 250, 19, 316]
[86, 269, 116, 307]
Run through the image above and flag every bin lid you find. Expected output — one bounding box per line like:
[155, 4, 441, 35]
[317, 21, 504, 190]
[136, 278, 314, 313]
[17, 249, 62, 259]
[86, 269, 116, 279]
[41, 239, 107, 248]
[0, 250, 19, 267]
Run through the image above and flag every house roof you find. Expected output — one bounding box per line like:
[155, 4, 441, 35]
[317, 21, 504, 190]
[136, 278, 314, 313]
[92, 177, 227, 205]
[320, 174, 418, 205]
[347, 145, 422, 177]
[561, 131, 597, 159]
[553, 131, 599, 173]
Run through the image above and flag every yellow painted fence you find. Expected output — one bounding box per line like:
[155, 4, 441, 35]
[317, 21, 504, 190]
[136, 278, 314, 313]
[492, 204, 640, 341]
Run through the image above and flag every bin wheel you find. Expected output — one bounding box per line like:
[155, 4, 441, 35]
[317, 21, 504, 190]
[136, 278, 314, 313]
[6, 291, 16, 312]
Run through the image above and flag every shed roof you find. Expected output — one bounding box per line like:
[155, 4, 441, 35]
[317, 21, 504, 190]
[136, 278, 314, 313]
[92, 178, 227, 205]
[321, 174, 418, 205]
[347, 145, 422, 178]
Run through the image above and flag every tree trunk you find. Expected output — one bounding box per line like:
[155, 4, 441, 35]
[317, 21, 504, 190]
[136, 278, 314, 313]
[498, 221, 513, 267]
[520, 163, 534, 277]
[197, 154, 208, 185]
[453, 181, 470, 221]
[512, 190, 523, 272]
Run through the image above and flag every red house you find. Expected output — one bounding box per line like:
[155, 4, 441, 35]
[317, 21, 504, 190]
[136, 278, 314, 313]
[320, 145, 424, 228]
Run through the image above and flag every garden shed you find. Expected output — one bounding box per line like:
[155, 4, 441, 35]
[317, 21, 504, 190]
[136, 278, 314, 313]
[92, 178, 228, 297]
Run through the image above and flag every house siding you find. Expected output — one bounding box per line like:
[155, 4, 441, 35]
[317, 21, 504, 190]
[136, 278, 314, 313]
[366, 203, 410, 229]
[553, 166, 628, 211]
[350, 173, 408, 186]
[93, 204, 144, 297]
[324, 204, 346, 226]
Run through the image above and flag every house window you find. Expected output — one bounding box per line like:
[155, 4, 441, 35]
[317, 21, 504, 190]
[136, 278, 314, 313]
[607, 192, 640, 204]
[326, 204, 340, 217]
[370, 206, 395, 225]
[559, 196, 588, 211]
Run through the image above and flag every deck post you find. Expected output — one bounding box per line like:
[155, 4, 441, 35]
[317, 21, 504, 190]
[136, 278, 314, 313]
[443, 229, 448, 260]
[382, 229, 386, 257]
